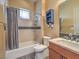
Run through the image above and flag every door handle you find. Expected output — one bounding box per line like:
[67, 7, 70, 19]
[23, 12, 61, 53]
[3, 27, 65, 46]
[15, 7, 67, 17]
[0, 22, 6, 30]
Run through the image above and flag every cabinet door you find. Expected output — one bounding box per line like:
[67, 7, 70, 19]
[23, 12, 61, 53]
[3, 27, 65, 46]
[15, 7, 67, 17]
[49, 49, 62, 59]
[62, 57, 67, 59]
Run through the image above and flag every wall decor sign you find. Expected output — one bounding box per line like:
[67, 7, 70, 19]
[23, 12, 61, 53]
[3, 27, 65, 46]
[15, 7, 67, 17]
[46, 9, 54, 28]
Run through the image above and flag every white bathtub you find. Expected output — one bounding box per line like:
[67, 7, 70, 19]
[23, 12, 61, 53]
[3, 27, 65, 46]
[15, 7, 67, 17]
[6, 41, 36, 59]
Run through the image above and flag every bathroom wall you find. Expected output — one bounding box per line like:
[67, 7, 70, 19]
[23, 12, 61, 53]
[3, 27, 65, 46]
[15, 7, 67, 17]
[0, 4, 5, 59]
[41, 0, 66, 38]
[34, 0, 42, 43]
[61, 18, 74, 34]
[8, 0, 34, 11]
[42, 0, 61, 38]
[8, 0, 35, 43]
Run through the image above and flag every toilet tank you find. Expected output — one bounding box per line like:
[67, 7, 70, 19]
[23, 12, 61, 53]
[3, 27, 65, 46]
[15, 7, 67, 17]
[43, 36, 51, 46]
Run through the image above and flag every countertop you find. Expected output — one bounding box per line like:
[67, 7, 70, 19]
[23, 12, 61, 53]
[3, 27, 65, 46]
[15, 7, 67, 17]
[49, 38, 79, 55]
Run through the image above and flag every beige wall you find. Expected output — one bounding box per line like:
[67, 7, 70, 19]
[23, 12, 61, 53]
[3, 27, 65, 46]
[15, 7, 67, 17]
[8, 0, 34, 11]
[34, 0, 42, 43]
[8, 0, 35, 43]
[61, 19, 74, 33]
[0, 4, 5, 59]
[42, 0, 63, 38]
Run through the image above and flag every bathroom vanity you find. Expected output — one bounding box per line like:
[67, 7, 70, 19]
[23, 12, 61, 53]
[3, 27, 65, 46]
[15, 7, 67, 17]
[49, 38, 79, 59]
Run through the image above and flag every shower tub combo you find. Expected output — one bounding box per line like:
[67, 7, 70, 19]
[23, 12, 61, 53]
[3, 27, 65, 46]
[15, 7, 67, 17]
[6, 41, 35, 59]
[6, 36, 50, 59]
[6, 41, 48, 59]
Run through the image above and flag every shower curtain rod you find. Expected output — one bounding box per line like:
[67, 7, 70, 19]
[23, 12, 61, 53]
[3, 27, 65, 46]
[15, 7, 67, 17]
[7, 7, 30, 11]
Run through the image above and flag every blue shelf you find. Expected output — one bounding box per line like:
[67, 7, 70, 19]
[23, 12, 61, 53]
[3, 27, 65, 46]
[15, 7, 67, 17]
[46, 9, 54, 25]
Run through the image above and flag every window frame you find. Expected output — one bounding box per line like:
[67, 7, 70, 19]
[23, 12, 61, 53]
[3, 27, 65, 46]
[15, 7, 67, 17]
[19, 8, 31, 20]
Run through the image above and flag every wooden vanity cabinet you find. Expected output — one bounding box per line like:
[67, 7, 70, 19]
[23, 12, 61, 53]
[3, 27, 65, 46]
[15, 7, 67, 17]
[49, 48, 62, 59]
[49, 42, 79, 59]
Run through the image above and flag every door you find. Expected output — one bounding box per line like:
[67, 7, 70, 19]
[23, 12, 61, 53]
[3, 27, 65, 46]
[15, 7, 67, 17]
[0, 4, 5, 59]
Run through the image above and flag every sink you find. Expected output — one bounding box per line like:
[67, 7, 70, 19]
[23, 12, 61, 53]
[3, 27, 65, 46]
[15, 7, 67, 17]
[49, 38, 79, 54]
[58, 40, 79, 49]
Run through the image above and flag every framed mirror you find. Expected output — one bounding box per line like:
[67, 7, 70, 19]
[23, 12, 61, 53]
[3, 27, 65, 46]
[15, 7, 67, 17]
[60, 0, 79, 38]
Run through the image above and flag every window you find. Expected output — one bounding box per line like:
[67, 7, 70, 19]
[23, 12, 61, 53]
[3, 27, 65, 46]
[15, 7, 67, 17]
[20, 9, 30, 19]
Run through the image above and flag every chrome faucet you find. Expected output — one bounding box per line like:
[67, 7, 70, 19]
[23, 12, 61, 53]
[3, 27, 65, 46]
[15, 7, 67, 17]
[68, 33, 76, 41]
[69, 33, 73, 40]
[68, 33, 79, 42]
[75, 37, 79, 42]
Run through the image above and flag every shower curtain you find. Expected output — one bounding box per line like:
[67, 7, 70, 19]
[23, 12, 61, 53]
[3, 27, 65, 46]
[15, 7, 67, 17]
[7, 7, 19, 50]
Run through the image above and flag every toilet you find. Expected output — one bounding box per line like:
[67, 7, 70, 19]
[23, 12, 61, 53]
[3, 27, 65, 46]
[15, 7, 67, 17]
[34, 36, 51, 59]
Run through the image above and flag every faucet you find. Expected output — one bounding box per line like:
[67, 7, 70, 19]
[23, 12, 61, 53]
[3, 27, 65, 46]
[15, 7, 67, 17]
[69, 33, 73, 40]
[68, 33, 75, 41]
[75, 37, 79, 42]
[68, 33, 79, 42]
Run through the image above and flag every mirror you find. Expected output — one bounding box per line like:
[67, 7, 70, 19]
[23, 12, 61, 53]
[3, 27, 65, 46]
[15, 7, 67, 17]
[60, 0, 79, 36]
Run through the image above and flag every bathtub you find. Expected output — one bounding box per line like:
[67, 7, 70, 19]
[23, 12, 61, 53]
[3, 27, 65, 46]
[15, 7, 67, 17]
[6, 41, 36, 59]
